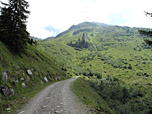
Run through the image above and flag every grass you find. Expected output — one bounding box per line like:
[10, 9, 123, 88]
[37, 22, 152, 113]
[0, 41, 69, 114]
[71, 77, 113, 114]
[71, 77, 152, 114]
[1, 78, 69, 114]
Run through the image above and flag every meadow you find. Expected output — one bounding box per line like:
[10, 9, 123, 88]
[38, 22, 152, 113]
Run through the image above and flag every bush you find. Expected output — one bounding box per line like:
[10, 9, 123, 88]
[88, 76, 148, 114]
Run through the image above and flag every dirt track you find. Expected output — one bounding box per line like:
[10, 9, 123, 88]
[17, 77, 91, 114]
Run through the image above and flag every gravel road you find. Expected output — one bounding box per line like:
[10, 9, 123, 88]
[17, 77, 91, 114]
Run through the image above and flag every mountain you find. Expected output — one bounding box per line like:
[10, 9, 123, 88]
[44, 36, 55, 40]
[38, 22, 152, 113]
[56, 22, 109, 38]
[39, 22, 151, 74]
[30, 36, 41, 40]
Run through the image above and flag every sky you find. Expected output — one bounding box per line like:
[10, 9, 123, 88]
[1, 0, 152, 39]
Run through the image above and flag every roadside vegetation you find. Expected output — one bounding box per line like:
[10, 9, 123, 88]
[72, 77, 152, 114]
[0, 41, 69, 114]
[0, 1, 69, 113]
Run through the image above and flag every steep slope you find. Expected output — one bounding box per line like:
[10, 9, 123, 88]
[0, 41, 68, 114]
[38, 22, 152, 113]
[38, 22, 152, 78]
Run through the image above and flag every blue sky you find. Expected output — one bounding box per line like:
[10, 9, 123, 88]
[1, 0, 152, 39]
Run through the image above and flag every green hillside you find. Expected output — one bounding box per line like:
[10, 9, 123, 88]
[0, 42, 68, 113]
[38, 22, 152, 113]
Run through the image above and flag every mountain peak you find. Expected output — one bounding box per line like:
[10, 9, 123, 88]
[69, 22, 109, 30]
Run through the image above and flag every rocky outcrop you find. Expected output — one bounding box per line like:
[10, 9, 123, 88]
[0, 84, 14, 97]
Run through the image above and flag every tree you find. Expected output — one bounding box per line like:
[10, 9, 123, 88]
[0, 0, 30, 53]
[139, 11, 152, 46]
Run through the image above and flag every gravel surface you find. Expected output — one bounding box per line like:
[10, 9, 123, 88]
[16, 77, 91, 114]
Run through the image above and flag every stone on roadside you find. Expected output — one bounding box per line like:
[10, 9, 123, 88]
[15, 80, 19, 83]
[55, 109, 64, 114]
[20, 77, 24, 81]
[0, 85, 15, 96]
[2, 72, 8, 81]
[21, 83, 26, 88]
[27, 69, 32, 75]
[7, 108, 11, 111]
[44, 77, 48, 82]
[17, 66, 20, 69]
[10, 89, 15, 96]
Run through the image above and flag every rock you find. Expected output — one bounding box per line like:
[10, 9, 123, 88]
[15, 80, 19, 83]
[0, 85, 14, 96]
[16, 71, 20, 75]
[48, 76, 51, 79]
[2, 72, 8, 81]
[20, 77, 24, 81]
[27, 70, 32, 75]
[44, 77, 48, 82]
[17, 66, 20, 69]
[21, 83, 26, 88]
[10, 89, 14, 96]
[42, 105, 48, 108]
[7, 108, 11, 111]
[55, 109, 64, 114]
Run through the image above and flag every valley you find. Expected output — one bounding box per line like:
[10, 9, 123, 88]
[1, 21, 152, 114]
[38, 22, 152, 113]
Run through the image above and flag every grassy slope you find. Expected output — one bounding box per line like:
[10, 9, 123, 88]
[38, 22, 152, 113]
[71, 77, 112, 114]
[0, 41, 68, 114]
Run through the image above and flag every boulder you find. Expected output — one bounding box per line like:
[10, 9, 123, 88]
[16, 71, 20, 75]
[2, 72, 8, 81]
[7, 108, 11, 111]
[20, 77, 24, 81]
[27, 70, 32, 75]
[21, 83, 26, 88]
[10, 89, 14, 96]
[17, 66, 20, 69]
[48, 76, 51, 79]
[44, 77, 48, 82]
[0, 85, 14, 96]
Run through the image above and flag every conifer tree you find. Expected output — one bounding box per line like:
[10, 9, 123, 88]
[0, 0, 30, 53]
[139, 11, 152, 46]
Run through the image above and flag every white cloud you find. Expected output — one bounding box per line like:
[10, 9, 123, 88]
[1, 0, 152, 38]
